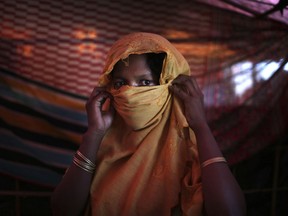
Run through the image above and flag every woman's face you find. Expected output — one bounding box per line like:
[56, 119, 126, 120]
[111, 54, 160, 89]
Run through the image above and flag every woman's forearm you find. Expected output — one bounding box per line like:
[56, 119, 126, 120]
[51, 130, 105, 216]
[193, 123, 246, 216]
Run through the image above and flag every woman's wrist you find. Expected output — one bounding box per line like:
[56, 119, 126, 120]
[84, 128, 106, 139]
[189, 121, 210, 134]
[78, 129, 106, 163]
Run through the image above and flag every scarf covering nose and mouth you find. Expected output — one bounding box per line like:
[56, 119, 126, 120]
[110, 84, 171, 130]
[86, 32, 203, 216]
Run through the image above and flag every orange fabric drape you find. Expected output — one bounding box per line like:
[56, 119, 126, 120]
[87, 32, 203, 216]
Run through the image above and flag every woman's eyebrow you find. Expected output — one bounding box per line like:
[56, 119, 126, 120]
[112, 76, 125, 80]
[136, 72, 154, 79]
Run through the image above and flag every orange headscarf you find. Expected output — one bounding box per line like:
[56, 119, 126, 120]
[87, 32, 203, 216]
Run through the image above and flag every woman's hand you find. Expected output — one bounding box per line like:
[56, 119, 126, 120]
[169, 75, 207, 130]
[52, 87, 114, 216]
[85, 87, 115, 134]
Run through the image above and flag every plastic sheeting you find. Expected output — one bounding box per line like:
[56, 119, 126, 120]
[0, 0, 288, 186]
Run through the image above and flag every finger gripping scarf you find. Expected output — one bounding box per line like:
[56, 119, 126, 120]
[87, 32, 203, 216]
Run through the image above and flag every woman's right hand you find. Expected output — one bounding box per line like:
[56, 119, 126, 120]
[85, 87, 115, 134]
[52, 86, 114, 216]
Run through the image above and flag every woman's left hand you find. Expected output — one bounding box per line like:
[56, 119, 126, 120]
[169, 75, 207, 130]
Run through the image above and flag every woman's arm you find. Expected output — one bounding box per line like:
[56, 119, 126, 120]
[51, 131, 103, 216]
[51, 88, 114, 216]
[194, 123, 246, 216]
[170, 75, 246, 216]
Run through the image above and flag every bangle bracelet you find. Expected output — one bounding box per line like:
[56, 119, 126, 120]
[73, 150, 96, 174]
[76, 150, 96, 168]
[73, 157, 95, 173]
[201, 157, 227, 168]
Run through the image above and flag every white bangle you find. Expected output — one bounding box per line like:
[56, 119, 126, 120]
[201, 157, 227, 168]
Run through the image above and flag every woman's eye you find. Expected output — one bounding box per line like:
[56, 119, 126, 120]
[114, 81, 126, 89]
[140, 80, 152, 86]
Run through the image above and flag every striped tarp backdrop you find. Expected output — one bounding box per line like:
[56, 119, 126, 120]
[1, 0, 288, 187]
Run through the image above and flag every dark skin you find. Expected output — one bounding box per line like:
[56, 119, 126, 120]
[51, 54, 246, 216]
[170, 75, 246, 216]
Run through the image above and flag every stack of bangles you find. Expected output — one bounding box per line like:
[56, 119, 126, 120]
[73, 150, 96, 173]
[201, 157, 227, 168]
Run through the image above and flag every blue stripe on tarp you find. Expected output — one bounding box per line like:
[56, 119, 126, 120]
[0, 129, 74, 169]
[0, 68, 87, 100]
[0, 96, 87, 134]
[0, 83, 87, 126]
[0, 117, 79, 150]
[0, 158, 63, 187]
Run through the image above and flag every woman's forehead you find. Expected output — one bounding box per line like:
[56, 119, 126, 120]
[114, 61, 152, 78]
[113, 54, 148, 72]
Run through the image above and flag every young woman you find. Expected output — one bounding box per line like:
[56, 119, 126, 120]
[51, 32, 246, 216]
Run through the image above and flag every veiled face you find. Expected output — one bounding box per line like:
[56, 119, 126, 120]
[111, 54, 160, 90]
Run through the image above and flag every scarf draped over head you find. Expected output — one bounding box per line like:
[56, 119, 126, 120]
[87, 32, 203, 216]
